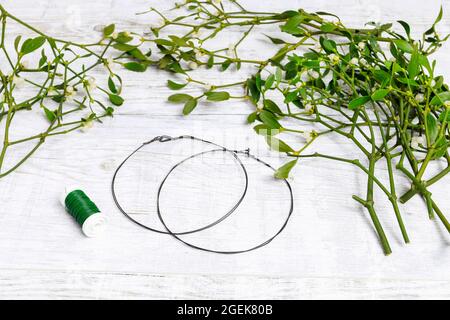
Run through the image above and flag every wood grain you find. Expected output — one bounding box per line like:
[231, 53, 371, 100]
[0, 0, 450, 299]
[2, 269, 450, 300]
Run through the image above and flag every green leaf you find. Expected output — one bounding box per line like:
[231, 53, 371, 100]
[430, 91, 450, 106]
[108, 75, 122, 95]
[274, 10, 299, 19]
[183, 99, 198, 115]
[109, 94, 124, 106]
[108, 76, 118, 94]
[418, 54, 432, 75]
[128, 48, 148, 61]
[432, 136, 448, 160]
[259, 110, 281, 129]
[205, 91, 230, 102]
[221, 59, 232, 71]
[320, 37, 337, 53]
[397, 20, 411, 37]
[284, 91, 300, 104]
[320, 22, 336, 33]
[408, 49, 420, 79]
[247, 111, 258, 123]
[168, 35, 188, 47]
[265, 35, 286, 45]
[105, 107, 115, 116]
[124, 62, 147, 72]
[253, 124, 280, 136]
[433, 76, 444, 90]
[20, 36, 46, 55]
[426, 113, 439, 144]
[206, 55, 214, 69]
[348, 96, 371, 110]
[263, 99, 283, 115]
[14, 35, 22, 53]
[265, 136, 294, 153]
[52, 95, 64, 103]
[275, 67, 283, 85]
[394, 39, 414, 53]
[280, 14, 304, 35]
[247, 77, 261, 103]
[47, 38, 57, 49]
[113, 43, 137, 52]
[43, 106, 56, 122]
[425, 7, 443, 35]
[397, 77, 420, 87]
[103, 24, 115, 37]
[439, 110, 450, 122]
[38, 49, 48, 68]
[274, 159, 298, 179]
[264, 75, 275, 91]
[371, 89, 390, 101]
[154, 39, 174, 47]
[316, 11, 341, 20]
[168, 93, 193, 103]
[115, 32, 133, 44]
[373, 69, 391, 87]
[167, 80, 187, 90]
[255, 73, 262, 91]
[434, 6, 443, 25]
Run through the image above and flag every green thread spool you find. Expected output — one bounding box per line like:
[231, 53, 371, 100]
[61, 187, 107, 237]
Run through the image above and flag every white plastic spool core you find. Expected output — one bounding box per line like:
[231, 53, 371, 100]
[61, 186, 107, 238]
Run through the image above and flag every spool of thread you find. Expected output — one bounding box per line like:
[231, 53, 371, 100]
[60, 186, 107, 238]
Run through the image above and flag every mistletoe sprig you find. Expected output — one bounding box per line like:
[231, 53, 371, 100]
[141, 0, 450, 255]
[0, 5, 149, 177]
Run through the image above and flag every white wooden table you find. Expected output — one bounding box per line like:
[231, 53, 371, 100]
[1, 0, 450, 299]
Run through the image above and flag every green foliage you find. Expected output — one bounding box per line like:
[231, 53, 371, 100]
[205, 91, 230, 101]
[124, 62, 147, 72]
[0, 4, 147, 182]
[103, 24, 115, 37]
[167, 80, 187, 90]
[274, 160, 298, 179]
[109, 94, 124, 106]
[371, 89, 390, 101]
[42, 106, 56, 122]
[183, 99, 198, 115]
[168, 93, 194, 103]
[349, 96, 371, 110]
[266, 136, 294, 153]
[146, 0, 450, 254]
[394, 39, 414, 53]
[259, 110, 281, 129]
[20, 36, 46, 55]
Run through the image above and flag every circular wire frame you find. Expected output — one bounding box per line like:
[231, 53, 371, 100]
[112, 135, 249, 235]
[156, 148, 295, 255]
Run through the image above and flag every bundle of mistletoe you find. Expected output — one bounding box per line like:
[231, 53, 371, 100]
[135, 0, 450, 255]
[0, 5, 146, 177]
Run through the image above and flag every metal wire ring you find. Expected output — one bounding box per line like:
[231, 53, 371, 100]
[156, 147, 294, 254]
[112, 136, 249, 235]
